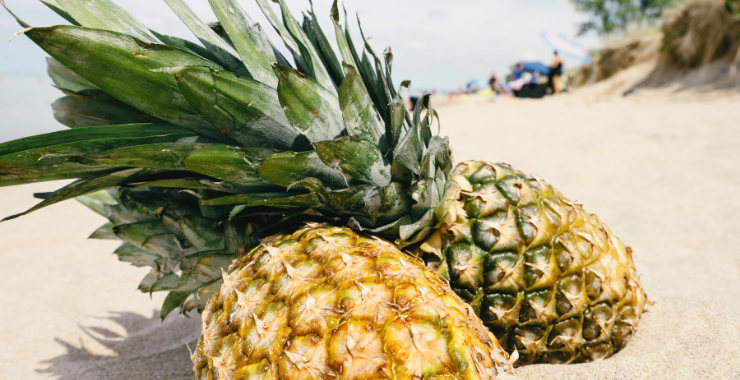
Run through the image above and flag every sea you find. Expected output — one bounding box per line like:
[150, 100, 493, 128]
[0, 75, 67, 143]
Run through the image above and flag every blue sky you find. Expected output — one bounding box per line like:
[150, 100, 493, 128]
[0, 0, 598, 91]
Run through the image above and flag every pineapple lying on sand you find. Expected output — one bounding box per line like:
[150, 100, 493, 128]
[1, 0, 646, 368]
[194, 224, 516, 379]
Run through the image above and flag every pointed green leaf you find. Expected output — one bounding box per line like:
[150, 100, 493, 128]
[187, 254, 234, 280]
[1, 168, 175, 221]
[255, 0, 309, 74]
[274, 64, 345, 143]
[183, 146, 277, 187]
[357, 15, 392, 105]
[398, 209, 435, 245]
[174, 66, 308, 151]
[338, 63, 388, 153]
[330, 0, 356, 70]
[56, 0, 160, 43]
[208, 0, 288, 87]
[139, 273, 158, 293]
[291, 177, 381, 220]
[386, 80, 410, 150]
[25, 26, 233, 144]
[63, 142, 216, 170]
[52, 96, 116, 129]
[180, 215, 225, 251]
[114, 221, 180, 252]
[307, 0, 344, 86]
[358, 50, 384, 116]
[383, 47, 396, 98]
[0, 123, 192, 157]
[76, 189, 119, 217]
[118, 190, 169, 222]
[54, 89, 162, 128]
[130, 178, 251, 194]
[161, 291, 190, 319]
[115, 243, 159, 267]
[89, 222, 118, 239]
[145, 234, 189, 259]
[151, 273, 203, 292]
[202, 192, 304, 206]
[150, 31, 221, 63]
[162, 0, 248, 76]
[393, 126, 421, 175]
[293, 178, 407, 224]
[277, 0, 336, 92]
[256, 150, 346, 189]
[0, 133, 213, 187]
[47, 57, 97, 92]
[314, 136, 390, 187]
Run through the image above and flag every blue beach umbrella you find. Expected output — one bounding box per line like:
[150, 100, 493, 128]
[540, 32, 592, 64]
[520, 62, 550, 76]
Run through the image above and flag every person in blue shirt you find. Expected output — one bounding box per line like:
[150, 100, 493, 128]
[513, 63, 524, 80]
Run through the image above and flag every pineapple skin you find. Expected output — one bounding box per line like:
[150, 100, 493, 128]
[193, 225, 516, 380]
[429, 161, 648, 365]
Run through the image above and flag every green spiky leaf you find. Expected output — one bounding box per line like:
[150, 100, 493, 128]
[273, 64, 345, 142]
[115, 243, 159, 267]
[56, 0, 160, 43]
[338, 63, 388, 153]
[25, 26, 233, 144]
[54, 88, 162, 128]
[208, 0, 288, 87]
[314, 136, 391, 187]
[161, 291, 190, 319]
[47, 57, 97, 92]
[183, 146, 277, 187]
[256, 151, 346, 189]
[163, 0, 248, 76]
[2, 168, 173, 221]
[254, 0, 309, 74]
[0, 123, 193, 159]
[174, 66, 308, 151]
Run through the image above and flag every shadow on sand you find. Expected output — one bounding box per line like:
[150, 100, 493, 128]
[38, 310, 201, 380]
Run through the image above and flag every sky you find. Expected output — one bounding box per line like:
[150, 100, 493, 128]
[0, 0, 599, 92]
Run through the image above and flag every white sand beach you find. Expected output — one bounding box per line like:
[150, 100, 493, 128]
[2, 78, 739, 379]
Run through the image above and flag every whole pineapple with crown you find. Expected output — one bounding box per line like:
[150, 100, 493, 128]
[1, 0, 646, 369]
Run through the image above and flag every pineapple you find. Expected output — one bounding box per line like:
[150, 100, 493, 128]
[193, 224, 516, 379]
[419, 161, 648, 365]
[1, 0, 646, 369]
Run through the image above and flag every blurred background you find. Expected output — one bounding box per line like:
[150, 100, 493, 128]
[7, 0, 735, 142]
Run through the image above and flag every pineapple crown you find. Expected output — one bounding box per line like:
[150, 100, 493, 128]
[1, 0, 454, 248]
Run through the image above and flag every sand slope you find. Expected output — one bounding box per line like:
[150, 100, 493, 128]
[1, 89, 740, 379]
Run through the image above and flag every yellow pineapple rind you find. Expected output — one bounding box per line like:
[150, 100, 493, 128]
[193, 224, 516, 380]
[427, 161, 648, 366]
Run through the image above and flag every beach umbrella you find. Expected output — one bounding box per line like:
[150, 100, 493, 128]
[521, 62, 550, 75]
[540, 32, 592, 63]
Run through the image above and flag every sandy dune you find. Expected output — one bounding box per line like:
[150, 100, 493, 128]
[2, 84, 739, 379]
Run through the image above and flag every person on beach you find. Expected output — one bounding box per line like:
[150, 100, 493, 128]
[550, 51, 563, 95]
[513, 63, 524, 80]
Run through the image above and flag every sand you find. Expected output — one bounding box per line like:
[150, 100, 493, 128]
[2, 79, 740, 379]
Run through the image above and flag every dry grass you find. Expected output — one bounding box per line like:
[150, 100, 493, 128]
[572, 0, 740, 91]
[570, 34, 661, 87]
[661, 0, 740, 69]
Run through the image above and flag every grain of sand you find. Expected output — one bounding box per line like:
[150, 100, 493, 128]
[1, 79, 739, 379]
